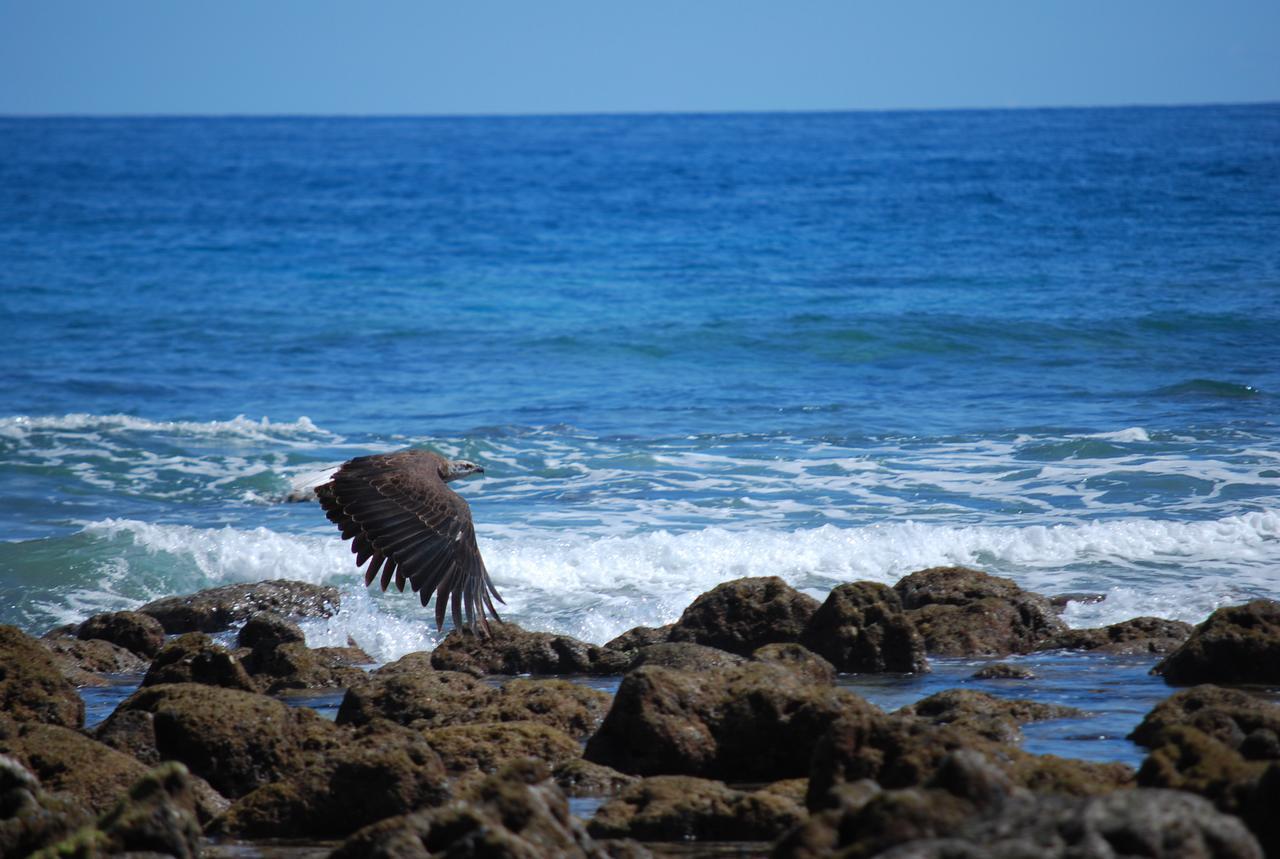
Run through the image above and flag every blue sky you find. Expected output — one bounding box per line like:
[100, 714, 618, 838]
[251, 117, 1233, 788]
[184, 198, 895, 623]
[2, 1, 1277, 115]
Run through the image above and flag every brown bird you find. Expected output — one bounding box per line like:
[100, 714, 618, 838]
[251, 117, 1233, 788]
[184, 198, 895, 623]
[315, 450, 503, 632]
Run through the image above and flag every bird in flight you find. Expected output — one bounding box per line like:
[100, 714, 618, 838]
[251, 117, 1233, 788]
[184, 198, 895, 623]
[315, 450, 503, 633]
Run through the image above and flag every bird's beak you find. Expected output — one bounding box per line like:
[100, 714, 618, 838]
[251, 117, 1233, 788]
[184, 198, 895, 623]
[475, 466, 485, 475]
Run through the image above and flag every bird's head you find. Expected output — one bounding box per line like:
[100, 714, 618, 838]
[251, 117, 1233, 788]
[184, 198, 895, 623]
[442, 459, 485, 482]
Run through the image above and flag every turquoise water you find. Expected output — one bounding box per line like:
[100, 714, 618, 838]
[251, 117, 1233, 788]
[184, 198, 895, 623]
[1, 107, 1278, 666]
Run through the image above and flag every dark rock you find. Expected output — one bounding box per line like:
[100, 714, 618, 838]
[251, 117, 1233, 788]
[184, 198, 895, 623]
[1130, 685, 1280, 754]
[551, 758, 637, 798]
[137, 579, 339, 634]
[1049, 592, 1106, 612]
[315, 643, 375, 666]
[971, 662, 1035, 679]
[587, 775, 805, 841]
[893, 566, 1065, 656]
[799, 581, 928, 673]
[105, 682, 341, 798]
[211, 722, 449, 839]
[0, 624, 85, 728]
[243, 640, 368, 693]
[1009, 754, 1135, 796]
[476, 678, 613, 741]
[872, 789, 1264, 859]
[94, 707, 161, 766]
[751, 642, 836, 685]
[331, 758, 617, 859]
[421, 721, 582, 775]
[1155, 599, 1280, 685]
[82, 761, 202, 859]
[0, 720, 147, 815]
[667, 576, 820, 656]
[141, 631, 258, 691]
[0, 754, 92, 858]
[77, 610, 166, 658]
[336, 669, 493, 728]
[627, 641, 746, 674]
[604, 624, 673, 652]
[585, 661, 873, 781]
[429, 621, 622, 676]
[236, 610, 306, 650]
[896, 689, 1083, 744]
[41, 636, 149, 684]
[1039, 615, 1194, 654]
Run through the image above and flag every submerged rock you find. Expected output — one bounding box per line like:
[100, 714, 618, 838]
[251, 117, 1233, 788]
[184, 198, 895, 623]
[896, 689, 1083, 744]
[1154, 599, 1280, 685]
[667, 576, 820, 656]
[1039, 615, 1194, 655]
[893, 566, 1065, 656]
[137, 579, 339, 634]
[76, 610, 166, 659]
[800, 581, 928, 673]
[588, 774, 805, 842]
[0, 624, 85, 728]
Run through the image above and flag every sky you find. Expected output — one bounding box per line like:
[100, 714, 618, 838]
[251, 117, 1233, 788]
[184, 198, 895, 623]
[1, 1, 1277, 115]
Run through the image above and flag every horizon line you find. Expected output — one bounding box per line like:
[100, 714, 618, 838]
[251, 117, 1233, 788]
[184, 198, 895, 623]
[2, 98, 1278, 121]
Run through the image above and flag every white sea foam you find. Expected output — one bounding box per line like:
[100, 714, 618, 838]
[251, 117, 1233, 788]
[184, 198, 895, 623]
[0, 413, 335, 442]
[1084, 427, 1151, 443]
[71, 510, 1280, 661]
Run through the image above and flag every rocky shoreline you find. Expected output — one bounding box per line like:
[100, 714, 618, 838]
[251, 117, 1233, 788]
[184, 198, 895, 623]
[2, 566, 1278, 857]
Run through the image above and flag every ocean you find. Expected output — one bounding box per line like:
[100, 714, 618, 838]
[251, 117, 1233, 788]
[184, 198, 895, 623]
[1, 107, 1278, 760]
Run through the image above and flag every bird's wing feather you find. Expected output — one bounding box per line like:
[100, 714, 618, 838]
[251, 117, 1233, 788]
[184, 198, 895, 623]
[317, 451, 503, 631]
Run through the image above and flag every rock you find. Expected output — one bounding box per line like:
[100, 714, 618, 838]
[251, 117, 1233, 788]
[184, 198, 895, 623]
[627, 641, 746, 673]
[1129, 685, 1280, 753]
[896, 689, 1083, 744]
[80, 762, 203, 859]
[94, 707, 161, 766]
[871, 789, 1264, 859]
[314, 643, 375, 666]
[141, 631, 258, 691]
[0, 624, 85, 728]
[585, 661, 873, 781]
[421, 721, 582, 775]
[41, 636, 149, 684]
[799, 581, 928, 673]
[604, 624, 673, 652]
[1049, 592, 1106, 613]
[587, 775, 805, 842]
[236, 610, 306, 650]
[893, 566, 1065, 656]
[751, 642, 836, 685]
[430, 621, 624, 676]
[0, 754, 92, 858]
[0, 720, 148, 815]
[211, 722, 450, 839]
[104, 682, 341, 797]
[1039, 616, 1194, 654]
[1009, 754, 1135, 796]
[971, 662, 1035, 679]
[336, 669, 494, 728]
[1155, 599, 1280, 685]
[77, 610, 166, 658]
[476, 678, 613, 741]
[551, 758, 637, 798]
[667, 576, 820, 656]
[137, 579, 339, 634]
[331, 759, 617, 859]
[243, 641, 368, 693]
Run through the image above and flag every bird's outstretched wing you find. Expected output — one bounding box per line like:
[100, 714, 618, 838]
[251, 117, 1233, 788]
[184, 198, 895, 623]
[316, 451, 503, 631]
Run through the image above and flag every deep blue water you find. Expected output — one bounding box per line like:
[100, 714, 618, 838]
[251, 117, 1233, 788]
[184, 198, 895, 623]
[2, 109, 1279, 765]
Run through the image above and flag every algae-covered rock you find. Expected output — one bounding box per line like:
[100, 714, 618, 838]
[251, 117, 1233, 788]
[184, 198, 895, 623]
[800, 580, 928, 672]
[137, 578, 339, 633]
[429, 621, 623, 676]
[0, 754, 92, 858]
[587, 774, 805, 842]
[0, 720, 148, 815]
[1155, 599, 1280, 685]
[77, 610, 166, 658]
[627, 641, 746, 673]
[0, 625, 86, 728]
[667, 576, 820, 656]
[896, 689, 1083, 744]
[1038, 615, 1193, 655]
[422, 721, 582, 775]
[142, 631, 258, 691]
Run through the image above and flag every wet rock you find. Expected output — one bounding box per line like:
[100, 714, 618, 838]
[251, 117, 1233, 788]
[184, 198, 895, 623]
[336, 668, 493, 728]
[236, 609, 306, 650]
[587, 774, 805, 842]
[243, 640, 368, 693]
[604, 624, 673, 652]
[667, 576, 820, 656]
[627, 641, 746, 673]
[971, 662, 1035, 679]
[137, 578, 339, 634]
[105, 682, 341, 798]
[0, 754, 92, 857]
[1129, 685, 1280, 754]
[893, 566, 1065, 656]
[1009, 754, 1135, 796]
[751, 642, 836, 685]
[0, 624, 85, 728]
[1155, 599, 1280, 685]
[331, 758, 618, 859]
[1049, 592, 1106, 613]
[94, 707, 161, 766]
[141, 631, 258, 691]
[77, 610, 166, 658]
[73, 761, 203, 859]
[1039, 615, 1194, 654]
[422, 721, 582, 775]
[41, 636, 149, 685]
[0, 720, 147, 815]
[552, 758, 638, 798]
[476, 678, 613, 741]
[211, 722, 449, 839]
[430, 621, 622, 676]
[315, 642, 375, 666]
[896, 689, 1083, 744]
[585, 661, 873, 781]
[872, 788, 1264, 859]
[800, 581, 928, 673]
